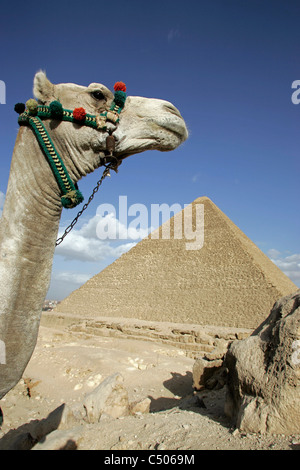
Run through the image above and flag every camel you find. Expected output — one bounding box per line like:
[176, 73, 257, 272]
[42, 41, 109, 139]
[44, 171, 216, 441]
[0, 72, 188, 401]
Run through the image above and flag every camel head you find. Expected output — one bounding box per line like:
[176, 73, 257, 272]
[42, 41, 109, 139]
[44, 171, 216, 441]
[30, 72, 188, 184]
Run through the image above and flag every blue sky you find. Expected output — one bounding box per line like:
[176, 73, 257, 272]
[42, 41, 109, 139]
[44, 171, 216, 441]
[0, 0, 299, 299]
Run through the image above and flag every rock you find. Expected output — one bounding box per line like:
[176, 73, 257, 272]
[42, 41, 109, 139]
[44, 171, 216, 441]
[192, 357, 223, 390]
[129, 397, 151, 415]
[204, 339, 229, 361]
[86, 373, 102, 388]
[31, 427, 83, 450]
[225, 290, 300, 435]
[74, 383, 83, 391]
[83, 372, 129, 423]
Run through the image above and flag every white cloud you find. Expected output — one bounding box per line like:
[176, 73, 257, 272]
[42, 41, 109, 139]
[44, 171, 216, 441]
[267, 248, 281, 259]
[267, 250, 300, 286]
[95, 212, 150, 241]
[55, 212, 144, 262]
[54, 271, 92, 284]
[47, 270, 94, 300]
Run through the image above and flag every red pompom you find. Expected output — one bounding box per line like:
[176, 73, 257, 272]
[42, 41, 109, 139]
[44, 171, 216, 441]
[73, 107, 86, 121]
[114, 81, 126, 92]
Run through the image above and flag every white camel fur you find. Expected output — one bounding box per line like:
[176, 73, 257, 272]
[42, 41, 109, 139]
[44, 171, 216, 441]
[0, 72, 188, 400]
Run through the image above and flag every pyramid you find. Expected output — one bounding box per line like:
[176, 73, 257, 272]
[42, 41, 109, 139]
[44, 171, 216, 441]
[55, 197, 297, 329]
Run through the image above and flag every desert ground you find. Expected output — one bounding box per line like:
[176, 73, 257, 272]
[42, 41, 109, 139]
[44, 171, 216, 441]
[0, 322, 299, 451]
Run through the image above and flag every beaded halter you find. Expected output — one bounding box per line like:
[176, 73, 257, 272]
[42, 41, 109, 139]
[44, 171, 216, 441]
[14, 82, 127, 209]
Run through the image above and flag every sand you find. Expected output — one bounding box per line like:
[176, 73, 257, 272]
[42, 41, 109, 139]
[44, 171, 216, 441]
[0, 324, 299, 451]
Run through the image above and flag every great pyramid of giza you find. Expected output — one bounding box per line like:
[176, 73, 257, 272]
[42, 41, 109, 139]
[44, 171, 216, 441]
[55, 197, 297, 329]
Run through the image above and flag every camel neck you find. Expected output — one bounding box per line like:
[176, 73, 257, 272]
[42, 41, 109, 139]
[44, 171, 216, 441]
[0, 127, 63, 398]
[2, 126, 63, 246]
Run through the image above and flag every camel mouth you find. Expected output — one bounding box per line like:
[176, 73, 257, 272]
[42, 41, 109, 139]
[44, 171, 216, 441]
[113, 116, 188, 160]
[151, 101, 188, 147]
[158, 115, 189, 148]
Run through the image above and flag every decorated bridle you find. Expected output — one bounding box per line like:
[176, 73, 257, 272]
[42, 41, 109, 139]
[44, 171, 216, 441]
[14, 81, 127, 210]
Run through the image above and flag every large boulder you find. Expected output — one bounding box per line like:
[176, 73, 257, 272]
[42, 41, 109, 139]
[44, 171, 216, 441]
[83, 372, 129, 423]
[225, 290, 300, 434]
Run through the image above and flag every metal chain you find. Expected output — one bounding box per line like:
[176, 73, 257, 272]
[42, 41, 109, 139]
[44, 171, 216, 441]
[55, 162, 118, 246]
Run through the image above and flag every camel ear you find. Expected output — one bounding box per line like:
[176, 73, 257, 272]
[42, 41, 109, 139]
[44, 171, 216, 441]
[33, 71, 54, 103]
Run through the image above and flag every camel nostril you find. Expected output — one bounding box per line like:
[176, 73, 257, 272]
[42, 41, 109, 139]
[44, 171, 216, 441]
[162, 102, 181, 117]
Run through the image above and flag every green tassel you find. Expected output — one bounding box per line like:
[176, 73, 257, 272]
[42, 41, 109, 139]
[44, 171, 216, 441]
[61, 189, 84, 209]
[49, 100, 64, 120]
[113, 91, 126, 108]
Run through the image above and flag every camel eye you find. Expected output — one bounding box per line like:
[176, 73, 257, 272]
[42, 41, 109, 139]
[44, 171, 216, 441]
[91, 90, 105, 101]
